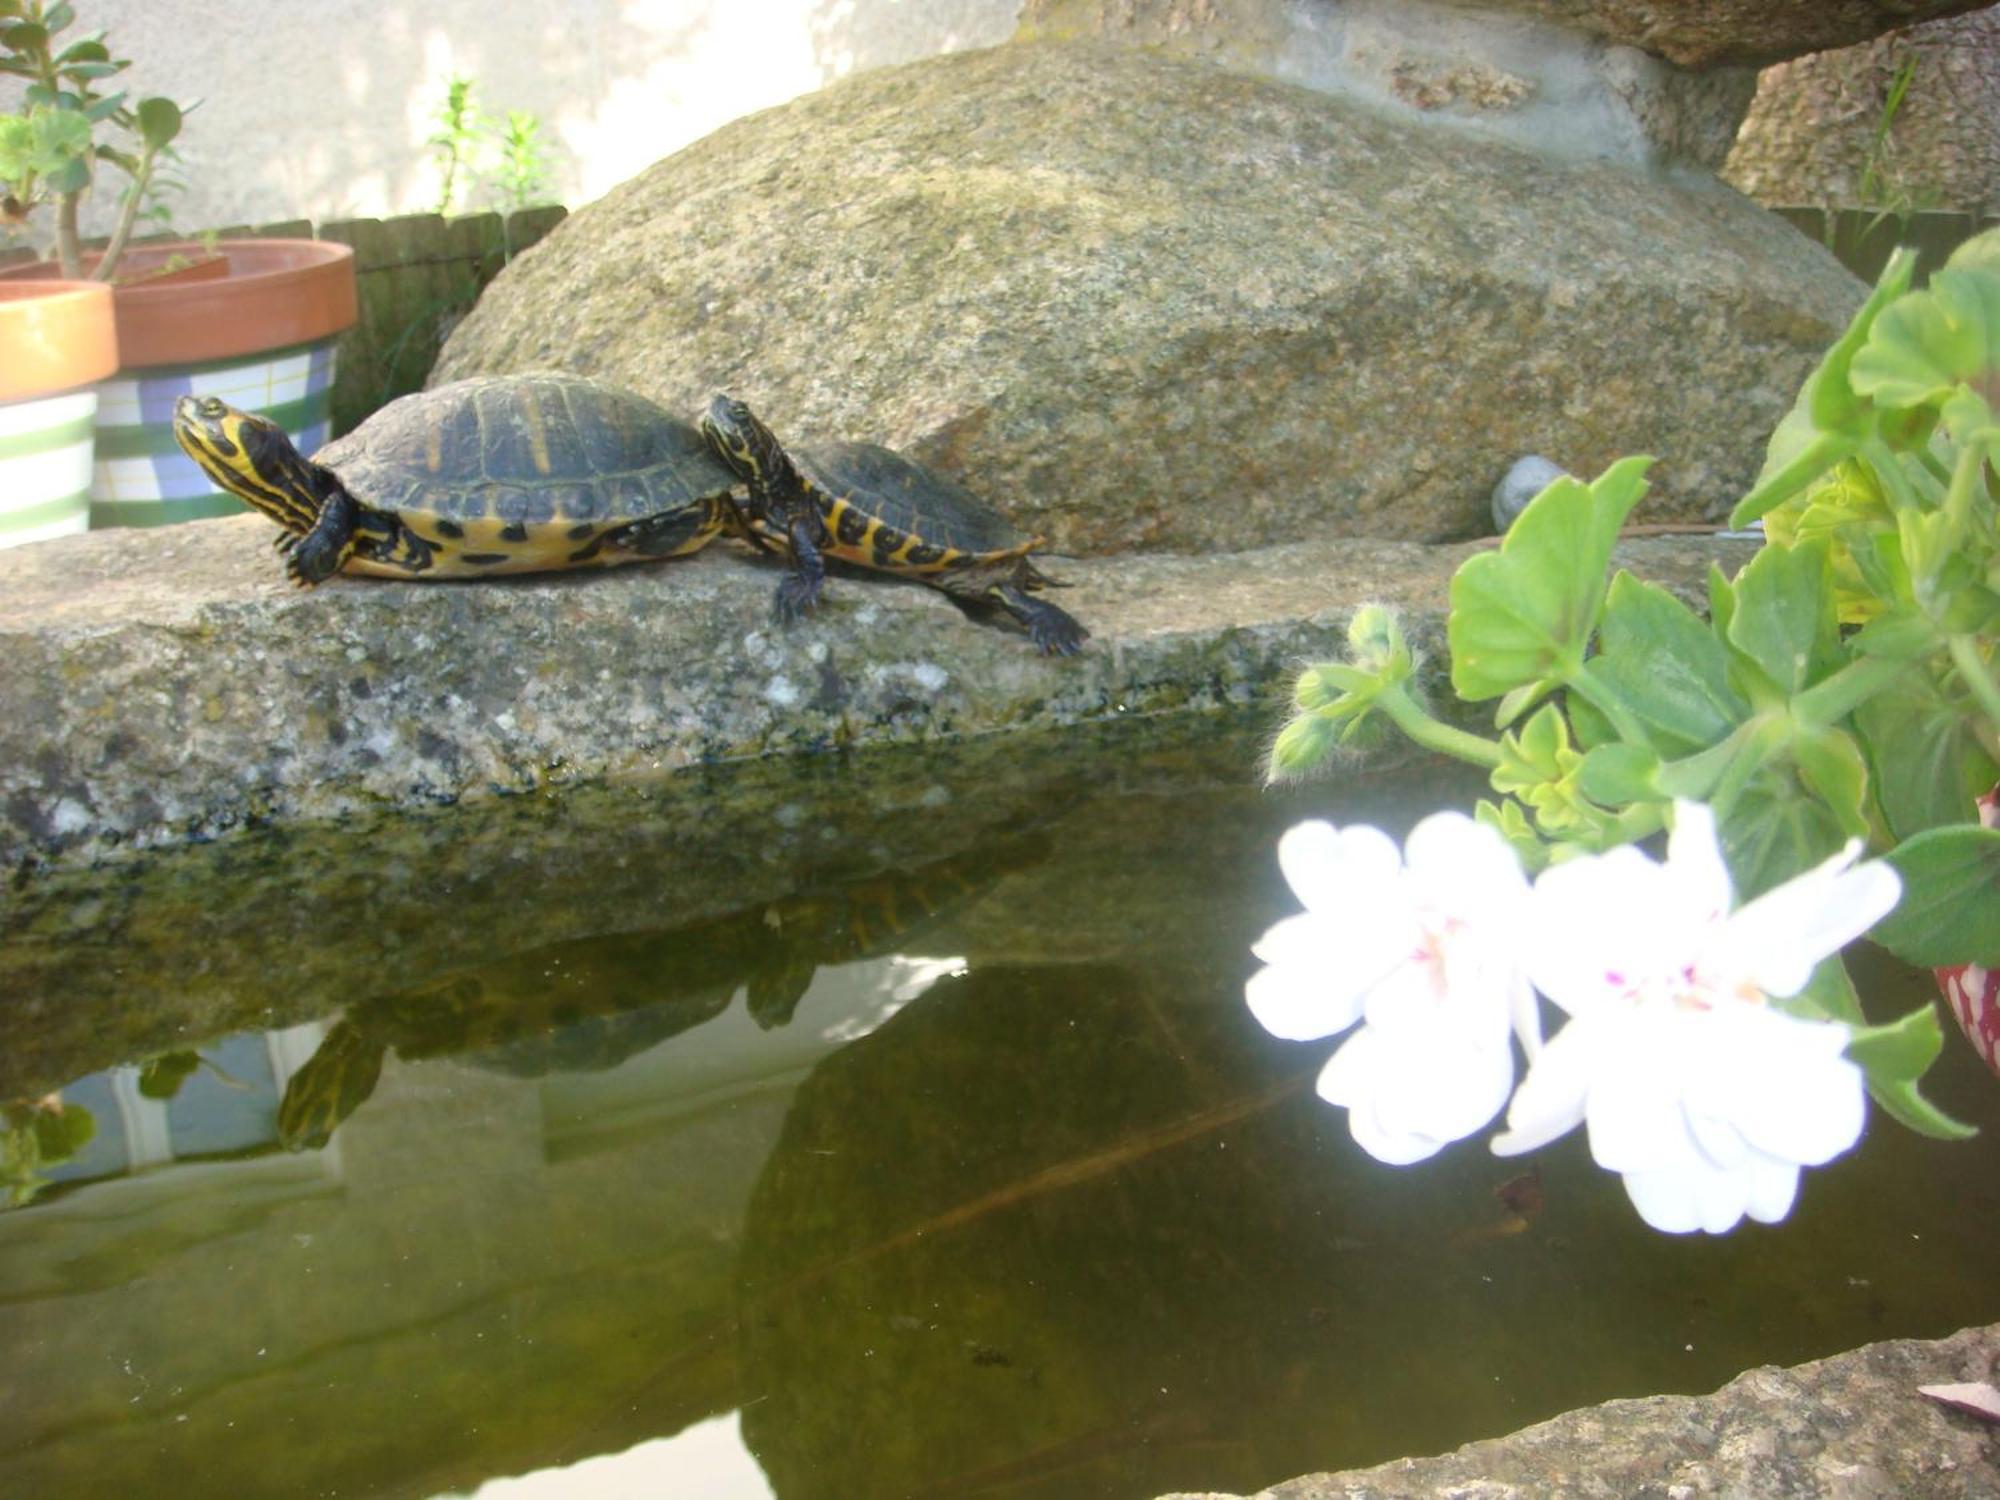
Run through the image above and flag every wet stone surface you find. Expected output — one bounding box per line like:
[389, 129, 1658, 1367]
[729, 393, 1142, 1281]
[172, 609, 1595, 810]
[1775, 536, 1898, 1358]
[0, 513, 1754, 872]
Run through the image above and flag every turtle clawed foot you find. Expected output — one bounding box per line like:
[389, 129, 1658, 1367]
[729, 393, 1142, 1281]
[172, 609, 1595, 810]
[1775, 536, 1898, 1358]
[1023, 600, 1089, 657]
[772, 574, 823, 626]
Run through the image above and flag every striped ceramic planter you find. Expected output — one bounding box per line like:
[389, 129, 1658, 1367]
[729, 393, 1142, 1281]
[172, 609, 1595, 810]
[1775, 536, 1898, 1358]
[90, 339, 339, 528]
[0, 389, 98, 548]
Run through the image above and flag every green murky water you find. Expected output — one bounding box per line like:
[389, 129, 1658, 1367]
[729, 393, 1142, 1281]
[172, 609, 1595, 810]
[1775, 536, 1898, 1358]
[2, 716, 1996, 1500]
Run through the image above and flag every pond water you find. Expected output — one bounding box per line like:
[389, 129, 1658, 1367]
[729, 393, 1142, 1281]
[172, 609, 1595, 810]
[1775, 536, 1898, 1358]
[1, 714, 1996, 1500]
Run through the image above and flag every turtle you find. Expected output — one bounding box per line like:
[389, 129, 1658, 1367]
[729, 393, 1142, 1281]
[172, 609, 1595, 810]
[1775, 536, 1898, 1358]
[171, 373, 747, 587]
[699, 395, 1088, 656]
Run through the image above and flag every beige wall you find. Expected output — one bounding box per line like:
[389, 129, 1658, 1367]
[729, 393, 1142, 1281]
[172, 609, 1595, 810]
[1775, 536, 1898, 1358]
[21, 0, 1020, 238]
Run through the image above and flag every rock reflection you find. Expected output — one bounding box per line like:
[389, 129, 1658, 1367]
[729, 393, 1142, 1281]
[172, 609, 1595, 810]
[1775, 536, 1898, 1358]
[275, 836, 1046, 1150]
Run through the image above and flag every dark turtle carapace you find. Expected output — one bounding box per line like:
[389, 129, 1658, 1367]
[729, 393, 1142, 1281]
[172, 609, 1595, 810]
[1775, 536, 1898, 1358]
[700, 396, 1087, 656]
[172, 374, 746, 587]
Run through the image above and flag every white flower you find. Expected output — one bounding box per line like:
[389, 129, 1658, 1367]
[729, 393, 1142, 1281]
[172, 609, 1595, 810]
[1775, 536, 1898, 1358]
[1246, 812, 1536, 1164]
[1492, 801, 1901, 1234]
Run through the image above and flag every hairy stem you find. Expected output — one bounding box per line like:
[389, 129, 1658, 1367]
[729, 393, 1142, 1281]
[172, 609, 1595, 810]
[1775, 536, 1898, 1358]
[1375, 682, 1506, 770]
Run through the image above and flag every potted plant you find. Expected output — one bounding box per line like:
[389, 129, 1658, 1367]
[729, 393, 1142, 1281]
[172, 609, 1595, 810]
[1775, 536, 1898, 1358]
[0, 275, 113, 546]
[0, 0, 355, 528]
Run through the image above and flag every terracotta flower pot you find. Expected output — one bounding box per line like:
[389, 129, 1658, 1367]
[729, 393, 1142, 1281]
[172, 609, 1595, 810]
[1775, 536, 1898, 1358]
[0, 240, 357, 527]
[0, 280, 118, 548]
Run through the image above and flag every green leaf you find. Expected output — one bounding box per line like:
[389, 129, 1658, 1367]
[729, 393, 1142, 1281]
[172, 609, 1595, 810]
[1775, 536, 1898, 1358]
[29, 1100, 93, 1161]
[42, 2, 74, 35]
[1875, 824, 2000, 967]
[1849, 606, 1933, 660]
[1792, 725, 1870, 839]
[1793, 958, 1975, 1140]
[1576, 742, 1661, 806]
[1730, 251, 1917, 528]
[1855, 672, 2000, 840]
[1726, 539, 1840, 697]
[135, 95, 180, 150]
[1449, 456, 1651, 711]
[1851, 251, 2000, 412]
[1848, 1005, 1978, 1141]
[52, 37, 107, 64]
[1720, 768, 1848, 900]
[2, 23, 49, 55]
[1591, 572, 1748, 755]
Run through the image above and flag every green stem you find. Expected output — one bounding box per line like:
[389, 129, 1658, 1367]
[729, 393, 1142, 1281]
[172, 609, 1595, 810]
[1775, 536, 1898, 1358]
[1655, 718, 1762, 802]
[55, 189, 82, 279]
[1941, 433, 1990, 541]
[93, 141, 157, 284]
[1791, 653, 1907, 728]
[1375, 682, 1506, 770]
[1603, 799, 1669, 848]
[1948, 633, 2000, 744]
[1567, 659, 1653, 748]
[1707, 715, 1789, 822]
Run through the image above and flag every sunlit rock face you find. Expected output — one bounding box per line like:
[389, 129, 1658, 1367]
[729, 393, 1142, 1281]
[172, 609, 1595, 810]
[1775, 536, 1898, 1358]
[1727, 8, 2000, 216]
[1020, 0, 1999, 70]
[433, 42, 1859, 559]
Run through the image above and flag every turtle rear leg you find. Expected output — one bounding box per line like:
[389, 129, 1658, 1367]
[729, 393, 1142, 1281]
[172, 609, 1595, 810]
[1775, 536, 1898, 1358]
[603, 499, 724, 559]
[996, 583, 1089, 656]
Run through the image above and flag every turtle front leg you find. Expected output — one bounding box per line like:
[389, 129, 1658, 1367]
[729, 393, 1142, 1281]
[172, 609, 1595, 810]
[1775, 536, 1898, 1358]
[995, 582, 1089, 656]
[286, 484, 366, 587]
[774, 513, 827, 624]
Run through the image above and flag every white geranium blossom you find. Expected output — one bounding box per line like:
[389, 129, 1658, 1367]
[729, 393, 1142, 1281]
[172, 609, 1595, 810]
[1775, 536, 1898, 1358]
[1492, 801, 1901, 1234]
[1246, 812, 1536, 1164]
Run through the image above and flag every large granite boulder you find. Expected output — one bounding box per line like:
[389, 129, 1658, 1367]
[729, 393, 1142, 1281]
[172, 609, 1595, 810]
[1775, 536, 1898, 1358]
[1164, 1322, 2000, 1497]
[432, 42, 1862, 557]
[1350, 0, 1995, 69]
[1727, 9, 2000, 215]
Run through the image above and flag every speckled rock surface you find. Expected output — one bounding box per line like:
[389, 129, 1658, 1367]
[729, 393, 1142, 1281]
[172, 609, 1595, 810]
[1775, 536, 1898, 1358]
[0, 513, 1750, 871]
[1161, 1322, 2000, 1499]
[1428, 0, 1997, 69]
[429, 42, 1861, 555]
[1013, 0, 1764, 169]
[1726, 9, 2000, 217]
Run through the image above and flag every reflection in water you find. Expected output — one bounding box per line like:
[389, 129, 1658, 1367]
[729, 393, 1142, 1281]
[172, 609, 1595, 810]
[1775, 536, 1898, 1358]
[276, 839, 1039, 1150]
[1, 1094, 96, 1206]
[0, 747, 1995, 1500]
[446, 1411, 775, 1500]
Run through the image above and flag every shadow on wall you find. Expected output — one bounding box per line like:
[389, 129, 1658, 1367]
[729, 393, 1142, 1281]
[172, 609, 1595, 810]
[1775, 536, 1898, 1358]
[53, 0, 1021, 237]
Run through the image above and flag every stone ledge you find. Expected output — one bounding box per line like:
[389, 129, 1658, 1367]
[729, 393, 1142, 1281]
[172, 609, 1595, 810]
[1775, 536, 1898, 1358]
[1162, 1322, 2000, 1499]
[0, 514, 1751, 870]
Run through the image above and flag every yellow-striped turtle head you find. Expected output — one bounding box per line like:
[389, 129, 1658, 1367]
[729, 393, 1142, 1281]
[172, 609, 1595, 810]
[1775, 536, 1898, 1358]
[172, 394, 319, 532]
[700, 394, 794, 500]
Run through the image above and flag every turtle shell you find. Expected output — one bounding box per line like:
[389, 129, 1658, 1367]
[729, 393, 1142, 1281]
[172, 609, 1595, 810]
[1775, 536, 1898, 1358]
[797, 441, 1031, 558]
[318, 373, 737, 531]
